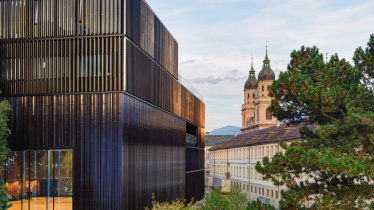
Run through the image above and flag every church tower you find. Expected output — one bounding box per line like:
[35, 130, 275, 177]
[241, 57, 258, 129]
[241, 45, 277, 133]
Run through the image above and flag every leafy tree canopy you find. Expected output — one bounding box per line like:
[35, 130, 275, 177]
[204, 187, 247, 210]
[0, 100, 11, 210]
[256, 34, 374, 209]
[148, 187, 276, 210]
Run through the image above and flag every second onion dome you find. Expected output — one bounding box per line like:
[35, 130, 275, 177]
[244, 58, 258, 89]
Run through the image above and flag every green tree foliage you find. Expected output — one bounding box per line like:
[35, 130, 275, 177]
[204, 187, 248, 210]
[246, 199, 276, 210]
[0, 100, 11, 210]
[145, 193, 196, 210]
[226, 187, 248, 210]
[256, 35, 374, 209]
[204, 187, 230, 210]
[203, 187, 276, 210]
[148, 187, 276, 210]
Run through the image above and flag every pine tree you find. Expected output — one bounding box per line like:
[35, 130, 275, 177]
[256, 35, 374, 209]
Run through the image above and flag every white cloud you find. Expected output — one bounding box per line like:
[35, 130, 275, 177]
[147, 0, 374, 131]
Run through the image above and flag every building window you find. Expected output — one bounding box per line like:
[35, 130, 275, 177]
[247, 94, 249, 99]
[4, 150, 73, 210]
[266, 108, 272, 120]
[262, 86, 264, 91]
[270, 146, 273, 158]
[267, 85, 270, 91]
[252, 93, 255, 98]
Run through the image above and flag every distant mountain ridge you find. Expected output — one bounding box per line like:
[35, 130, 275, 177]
[209, 125, 241, 135]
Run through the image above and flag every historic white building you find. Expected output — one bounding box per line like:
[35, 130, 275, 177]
[241, 47, 277, 133]
[206, 49, 305, 209]
[207, 124, 305, 209]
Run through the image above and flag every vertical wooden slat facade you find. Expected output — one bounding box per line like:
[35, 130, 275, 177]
[0, 37, 125, 95]
[122, 95, 187, 209]
[7, 93, 123, 210]
[0, 0, 205, 209]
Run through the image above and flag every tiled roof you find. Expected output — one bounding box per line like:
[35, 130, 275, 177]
[209, 124, 307, 151]
[205, 135, 235, 146]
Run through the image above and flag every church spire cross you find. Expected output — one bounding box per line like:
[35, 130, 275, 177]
[249, 55, 255, 77]
[263, 42, 270, 67]
[265, 42, 268, 60]
[250, 55, 254, 71]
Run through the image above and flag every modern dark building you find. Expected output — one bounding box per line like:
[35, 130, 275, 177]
[0, 0, 205, 209]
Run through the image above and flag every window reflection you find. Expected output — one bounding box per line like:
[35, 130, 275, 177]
[4, 150, 73, 210]
[26, 150, 48, 210]
[4, 152, 25, 209]
[51, 151, 73, 210]
[79, 54, 112, 77]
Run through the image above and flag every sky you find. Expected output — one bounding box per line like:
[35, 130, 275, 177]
[146, 0, 374, 132]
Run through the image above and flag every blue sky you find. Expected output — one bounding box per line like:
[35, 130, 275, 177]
[147, 0, 374, 131]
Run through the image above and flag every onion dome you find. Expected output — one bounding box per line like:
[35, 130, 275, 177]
[244, 57, 258, 89]
[258, 45, 275, 81]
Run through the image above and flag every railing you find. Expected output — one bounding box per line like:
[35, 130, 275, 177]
[178, 74, 204, 101]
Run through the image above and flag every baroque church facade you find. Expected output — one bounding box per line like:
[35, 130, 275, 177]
[241, 47, 277, 133]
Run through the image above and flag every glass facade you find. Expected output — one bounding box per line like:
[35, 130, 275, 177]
[4, 150, 73, 210]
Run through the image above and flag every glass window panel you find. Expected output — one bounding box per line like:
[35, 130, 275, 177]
[51, 150, 73, 210]
[4, 150, 73, 210]
[4, 151, 25, 210]
[27, 150, 48, 210]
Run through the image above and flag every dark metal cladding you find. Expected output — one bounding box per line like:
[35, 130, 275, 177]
[7, 93, 124, 210]
[0, 0, 123, 38]
[123, 95, 187, 209]
[0, 37, 125, 95]
[0, 0, 205, 209]
[126, 40, 204, 127]
[126, 0, 178, 79]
